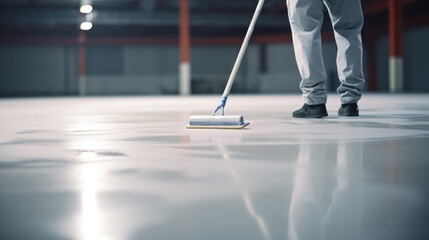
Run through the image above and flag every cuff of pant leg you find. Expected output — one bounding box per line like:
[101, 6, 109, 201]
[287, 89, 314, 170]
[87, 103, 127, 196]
[341, 96, 361, 105]
[305, 97, 327, 105]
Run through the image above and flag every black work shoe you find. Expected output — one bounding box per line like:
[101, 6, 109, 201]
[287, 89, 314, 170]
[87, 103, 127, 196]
[292, 104, 328, 118]
[338, 103, 359, 117]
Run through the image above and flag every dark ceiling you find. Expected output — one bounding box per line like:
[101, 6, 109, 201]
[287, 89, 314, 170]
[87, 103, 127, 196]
[0, 0, 427, 38]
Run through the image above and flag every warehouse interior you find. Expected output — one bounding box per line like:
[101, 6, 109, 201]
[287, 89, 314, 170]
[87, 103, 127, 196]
[0, 0, 428, 239]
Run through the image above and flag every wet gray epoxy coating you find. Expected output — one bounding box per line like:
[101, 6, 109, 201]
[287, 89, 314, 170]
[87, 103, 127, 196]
[0, 94, 428, 240]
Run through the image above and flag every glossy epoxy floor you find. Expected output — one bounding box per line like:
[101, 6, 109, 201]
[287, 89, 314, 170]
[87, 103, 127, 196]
[0, 94, 428, 240]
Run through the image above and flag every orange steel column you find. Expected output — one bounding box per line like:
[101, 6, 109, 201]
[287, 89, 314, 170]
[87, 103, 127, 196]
[78, 30, 87, 96]
[389, 0, 404, 92]
[179, 0, 191, 95]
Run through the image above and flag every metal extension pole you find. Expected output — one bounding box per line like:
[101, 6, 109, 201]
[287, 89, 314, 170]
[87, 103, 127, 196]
[213, 0, 266, 115]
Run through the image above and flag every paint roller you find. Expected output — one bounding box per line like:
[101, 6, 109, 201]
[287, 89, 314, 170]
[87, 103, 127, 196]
[187, 0, 265, 129]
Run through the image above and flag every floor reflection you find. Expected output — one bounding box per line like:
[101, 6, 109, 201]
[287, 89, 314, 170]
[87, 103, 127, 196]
[219, 144, 271, 240]
[1, 96, 429, 239]
[78, 163, 105, 240]
[67, 115, 110, 240]
[288, 141, 363, 240]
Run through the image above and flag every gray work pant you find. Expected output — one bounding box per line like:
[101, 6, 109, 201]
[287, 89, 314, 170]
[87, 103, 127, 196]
[286, 0, 365, 104]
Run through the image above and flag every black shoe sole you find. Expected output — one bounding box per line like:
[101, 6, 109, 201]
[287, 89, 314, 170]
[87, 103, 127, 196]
[293, 113, 328, 118]
[338, 113, 359, 117]
[338, 110, 359, 117]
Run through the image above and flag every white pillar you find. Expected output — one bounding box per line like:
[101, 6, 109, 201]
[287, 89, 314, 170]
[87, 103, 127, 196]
[180, 62, 191, 95]
[79, 76, 87, 96]
[78, 31, 87, 96]
[389, 57, 403, 92]
[389, 0, 403, 92]
[179, 0, 191, 96]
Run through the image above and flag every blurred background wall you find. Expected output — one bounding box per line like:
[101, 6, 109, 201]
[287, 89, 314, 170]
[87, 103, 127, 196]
[375, 26, 429, 91]
[0, 43, 342, 96]
[0, 0, 428, 97]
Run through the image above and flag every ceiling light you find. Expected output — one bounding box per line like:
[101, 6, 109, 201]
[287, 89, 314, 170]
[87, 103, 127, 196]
[80, 22, 93, 31]
[80, 4, 93, 14]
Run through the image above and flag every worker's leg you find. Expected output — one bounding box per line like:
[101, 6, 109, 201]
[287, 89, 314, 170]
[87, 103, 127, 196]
[324, 0, 365, 104]
[287, 0, 327, 105]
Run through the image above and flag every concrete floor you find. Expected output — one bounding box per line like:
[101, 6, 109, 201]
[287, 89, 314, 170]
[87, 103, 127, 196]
[0, 94, 428, 240]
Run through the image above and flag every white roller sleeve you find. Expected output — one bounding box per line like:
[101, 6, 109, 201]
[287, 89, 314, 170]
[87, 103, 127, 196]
[189, 115, 244, 126]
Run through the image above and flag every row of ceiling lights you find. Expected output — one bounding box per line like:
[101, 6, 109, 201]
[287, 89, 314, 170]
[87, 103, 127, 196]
[80, 0, 93, 30]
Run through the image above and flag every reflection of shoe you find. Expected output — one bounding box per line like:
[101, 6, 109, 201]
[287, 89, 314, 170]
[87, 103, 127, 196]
[292, 104, 328, 118]
[338, 103, 359, 117]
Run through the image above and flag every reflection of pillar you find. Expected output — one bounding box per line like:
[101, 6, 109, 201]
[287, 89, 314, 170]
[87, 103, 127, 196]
[78, 30, 87, 96]
[79, 164, 103, 240]
[179, 0, 191, 95]
[389, 0, 403, 92]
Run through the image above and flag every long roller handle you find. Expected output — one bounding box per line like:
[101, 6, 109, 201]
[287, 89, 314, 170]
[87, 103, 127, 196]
[213, 0, 266, 116]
